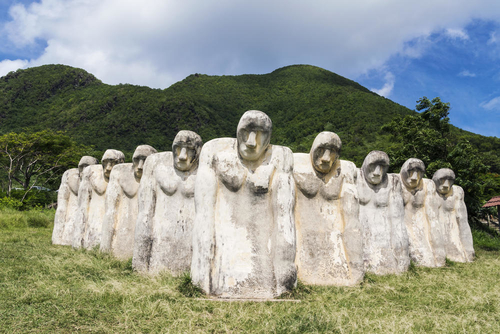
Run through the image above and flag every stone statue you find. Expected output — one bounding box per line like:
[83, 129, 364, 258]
[133, 131, 202, 275]
[191, 110, 296, 299]
[399, 158, 442, 267]
[357, 151, 409, 275]
[293, 132, 363, 285]
[427, 168, 475, 262]
[100, 145, 157, 259]
[72, 149, 125, 249]
[52, 156, 98, 245]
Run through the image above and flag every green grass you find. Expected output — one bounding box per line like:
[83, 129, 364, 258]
[1, 223, 500, 333]
[0, 207, 54, 229]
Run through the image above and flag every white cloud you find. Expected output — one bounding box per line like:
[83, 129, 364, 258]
[445, 28, 470, 40]
[1, 0, 500, 88]
[0, 58, 29, 75]
[480, 96, 500, 110]
[371, 72, 395, 97]
[458, 70, 476, 77]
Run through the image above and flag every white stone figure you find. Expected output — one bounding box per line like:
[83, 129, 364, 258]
[357, 151, 409, 275]
[133, 131, 202, 275]
[100, 145, 157, 259]
[72, 149, 125, 249]
[293, 132, 363, 286]
[427, 168, 475, 263]
[399, 158, 442, 267]
[191, 110, 296, 299]
[52, 156, 98, 245]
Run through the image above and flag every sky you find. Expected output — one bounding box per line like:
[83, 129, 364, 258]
[1, 0, 500, 138]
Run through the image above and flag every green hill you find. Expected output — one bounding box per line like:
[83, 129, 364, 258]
[1, 64, 499, 167]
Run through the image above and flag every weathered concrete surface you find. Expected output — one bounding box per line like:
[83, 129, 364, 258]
[52, 168, 80, 245]
[52, 156, 98, 245]
[191, 110, 296, 299]
[294, 132, 363, 286]
[72, 150, 124, 249]
[133, 131, 202, 275]
[399, 158, 442, 267]
[427, 168, 475, 263]
[358, 151, 410, 275]
[100, 145, 157, 260]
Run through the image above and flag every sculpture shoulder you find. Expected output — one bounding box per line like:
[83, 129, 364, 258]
[388, 173, 402, 190]
[64, 168, 79, 179]
[292, 153, 312, 175]
[202, 138, 237, 156]
[144, 152, 173, 170]
[269, 144, 293, 172]
[339, 160, 357, 183]
[86, 164, 103, 177]
[111, 163, 133, 175]
[453, 184, 465, 199]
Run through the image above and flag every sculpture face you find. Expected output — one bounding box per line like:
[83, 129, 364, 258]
[362, 151, 390, 186]
[101, 149, 125, 182]
[172, 131, 203, 172]
[132, 145, 157, 180]
[400, 158, 425, 189]
[78, 156, 99, 179]
[237, 110, 272, 161]
[432, 168, 456, 195]
[310, 132, 341, 174]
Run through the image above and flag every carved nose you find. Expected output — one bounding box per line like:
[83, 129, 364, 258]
[373, 165, 381, 176]
[179, 147, 188, 161]
[138, 159, 144, 170]
[246, 132, 257, 148]
[410, 171, 418, 181]
[321, 149, 331, 163]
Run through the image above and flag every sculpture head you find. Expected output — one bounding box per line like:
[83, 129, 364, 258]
[362, 150, 390, 185]
[432, 168, 455, 195]
[237, 110, 272, 161]
[101, 149, 125, 182]
[172, 130, 203, 172]
[132, 145, 157, 180]
[78, 156, 99, 179]
[310, 131, 341, 174]
[400, 158, 425, 189]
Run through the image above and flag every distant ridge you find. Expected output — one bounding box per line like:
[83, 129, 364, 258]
[0, 64, 498, 166]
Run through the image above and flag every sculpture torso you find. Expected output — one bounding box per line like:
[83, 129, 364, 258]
[293, 154, 362, 286]
[53, 168, 80, 246]
[83, 164, 108, 249]
[144, 152, 197, 275]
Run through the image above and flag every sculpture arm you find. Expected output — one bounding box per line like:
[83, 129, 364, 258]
[191, 145, 218, 294]
[340, 163, 364, 283]
[132, 156, 157, 272]
[455, 186, 475, 261]
[272, 148, 297, 295]
[424, 180, 446, 266]
[100, 170, 122, 252]
[72, 168, 92, 249]
[52, 170, 71, 244]
[389, 174, 410, 271]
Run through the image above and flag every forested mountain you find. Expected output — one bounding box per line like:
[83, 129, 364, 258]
[1, 64, 499, 167]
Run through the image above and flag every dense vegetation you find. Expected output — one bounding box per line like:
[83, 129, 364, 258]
[0, 64, 499, 216]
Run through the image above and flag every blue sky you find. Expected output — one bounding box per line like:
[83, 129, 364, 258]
[1, 0, 500, 138]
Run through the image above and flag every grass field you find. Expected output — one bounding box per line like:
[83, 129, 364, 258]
[1, 210, 500, 333]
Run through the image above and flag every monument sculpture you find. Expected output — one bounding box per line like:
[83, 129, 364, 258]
[52, 156, 98, 245]
[132, 131, 202, 274]
[427, 168, 475, 262]
[191, 110, 296, 299]
[72, 149, 125, 249]
[358, 151, 410, 275]
[100, 145, 157, 259]
[399, 158, 443, 267]
[293, 132, 363, 285]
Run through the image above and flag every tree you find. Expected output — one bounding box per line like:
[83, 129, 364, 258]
[382, 97, 490, 222]
[0, 130, 96, 202]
